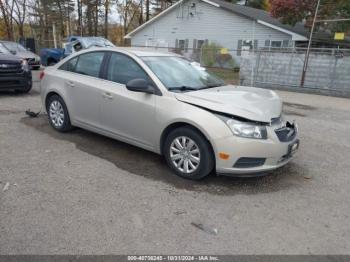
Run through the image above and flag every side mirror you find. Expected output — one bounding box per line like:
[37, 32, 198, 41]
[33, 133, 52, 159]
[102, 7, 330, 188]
[126, 79, 155, 94]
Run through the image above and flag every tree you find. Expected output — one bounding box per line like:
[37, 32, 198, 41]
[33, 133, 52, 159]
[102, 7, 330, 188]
[0, 0, 15, 40]
[318, 0, 350, 33]
[77, 0, 83, 35]
[104, 0, 109, 38]
[245, 0, 270, 10]
[0, 19, 9, 39]
[270, 0, 315, 26]
[12, 0, 27, 38]
[270, 0, 350, 33]
[227, 0, 270, 10]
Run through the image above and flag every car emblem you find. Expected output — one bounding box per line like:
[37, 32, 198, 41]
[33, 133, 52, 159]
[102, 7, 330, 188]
[0, 64, 9, 68]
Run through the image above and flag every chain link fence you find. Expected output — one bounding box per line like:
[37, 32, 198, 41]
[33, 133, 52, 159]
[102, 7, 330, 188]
[16, 37, 350, 96]
[130, 45, 350, 96]
[239, 48, 350, 96]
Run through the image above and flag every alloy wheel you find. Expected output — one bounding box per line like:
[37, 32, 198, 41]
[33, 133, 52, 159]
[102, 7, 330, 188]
[170, 136, 201, 174]
[49, 100, 65, 128]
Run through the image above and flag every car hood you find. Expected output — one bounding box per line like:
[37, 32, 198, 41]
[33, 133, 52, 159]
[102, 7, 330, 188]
[15, 50, 36, 59]
[0, 54, 22, 63]
[174, 85, 282, 123]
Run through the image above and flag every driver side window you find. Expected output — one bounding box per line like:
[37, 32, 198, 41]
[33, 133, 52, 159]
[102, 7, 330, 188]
[106, 53, 150, 85]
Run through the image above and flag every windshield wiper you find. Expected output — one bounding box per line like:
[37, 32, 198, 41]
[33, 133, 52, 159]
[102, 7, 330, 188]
[168, 86, 198, 92]
[198, 84, 223, 90]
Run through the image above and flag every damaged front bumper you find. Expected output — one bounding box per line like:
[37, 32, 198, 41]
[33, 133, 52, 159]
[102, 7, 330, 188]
[214, 121, 299, 176]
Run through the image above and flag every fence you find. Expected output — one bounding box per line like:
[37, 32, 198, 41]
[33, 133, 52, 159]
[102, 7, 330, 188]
[17, 38, 350, 96]
[239, 48, 350, 96]
[132, 45, 350, 96]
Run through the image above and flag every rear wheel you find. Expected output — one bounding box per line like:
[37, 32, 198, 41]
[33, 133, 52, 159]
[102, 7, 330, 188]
[46, 95, 73, 132]
[164, 127, 214, 180]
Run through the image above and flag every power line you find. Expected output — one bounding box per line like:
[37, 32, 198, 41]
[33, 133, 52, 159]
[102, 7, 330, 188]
[316, 18, 350, 23]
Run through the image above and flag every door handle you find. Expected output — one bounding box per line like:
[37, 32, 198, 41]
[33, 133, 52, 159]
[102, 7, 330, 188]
[102, 92, 113, 99]
[66, 81, 75, 88]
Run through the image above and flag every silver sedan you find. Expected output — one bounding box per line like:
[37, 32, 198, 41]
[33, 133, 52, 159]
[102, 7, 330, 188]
[40, 48, 299, 180]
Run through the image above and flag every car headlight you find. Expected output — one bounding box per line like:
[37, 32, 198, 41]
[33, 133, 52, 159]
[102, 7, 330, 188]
[21, 59, 29, 71]
[218, 116, 267, 139]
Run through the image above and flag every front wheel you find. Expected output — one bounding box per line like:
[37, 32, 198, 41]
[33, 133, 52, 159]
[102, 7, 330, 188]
[164, 127, 214, 180]
[46, 95, 73, 132]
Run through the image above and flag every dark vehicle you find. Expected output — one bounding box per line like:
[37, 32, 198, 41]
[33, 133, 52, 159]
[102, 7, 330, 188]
[0, 41, 41, 70]
[0, 54, 32, 93]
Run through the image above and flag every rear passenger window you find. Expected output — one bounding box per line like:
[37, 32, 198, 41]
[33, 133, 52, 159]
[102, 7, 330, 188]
[107, 53, 150, 85]
[59, 57, 78, 72]
[75, 52, 104, 77]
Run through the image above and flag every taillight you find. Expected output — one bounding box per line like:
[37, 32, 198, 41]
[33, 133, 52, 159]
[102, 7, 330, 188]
[39, 71, 45, 80]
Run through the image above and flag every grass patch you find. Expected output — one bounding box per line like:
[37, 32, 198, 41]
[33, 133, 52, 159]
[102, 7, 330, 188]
[206, 67, 240, 85]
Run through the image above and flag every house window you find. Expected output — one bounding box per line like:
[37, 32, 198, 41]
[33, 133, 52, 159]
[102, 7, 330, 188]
[264, 40, 291, 49]
[282, 40, 290, 47]
[179, 40, 185, 50]
[197, 40, 205, 49]
[271, 41, 282, 48]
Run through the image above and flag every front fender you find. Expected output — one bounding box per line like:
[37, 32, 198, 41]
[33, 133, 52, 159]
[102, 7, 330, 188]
[155, 96, 232, 155]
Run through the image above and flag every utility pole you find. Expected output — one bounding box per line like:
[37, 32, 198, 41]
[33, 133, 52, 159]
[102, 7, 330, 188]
[300, 0, 321, 88]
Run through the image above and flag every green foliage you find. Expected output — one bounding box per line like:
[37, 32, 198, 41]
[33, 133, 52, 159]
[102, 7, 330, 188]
[270, 0, 350, 33]
[201, 43, 219, 67]
[270, 0, 315, 26]
[319, 0, 350, 34]
[201, 43, 235, 69]
[224, 0, 270, 10]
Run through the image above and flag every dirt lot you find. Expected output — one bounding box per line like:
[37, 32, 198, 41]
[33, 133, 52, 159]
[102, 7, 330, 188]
[0, 70, 350, 255]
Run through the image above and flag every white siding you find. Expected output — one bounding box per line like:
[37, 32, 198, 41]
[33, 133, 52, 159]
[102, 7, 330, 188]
[130, 0, 292, 51]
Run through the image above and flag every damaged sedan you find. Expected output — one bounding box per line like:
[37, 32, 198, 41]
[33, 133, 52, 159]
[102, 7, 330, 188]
[40, 48, 299, 180]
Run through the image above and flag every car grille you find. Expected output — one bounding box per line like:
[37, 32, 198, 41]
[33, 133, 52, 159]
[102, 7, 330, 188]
[234, 157, 266, 168]
[271, 116, 282, 125]
[0, 80, 21, 85]
[26, 58, 35, 65]
[275, 121, 297, 142]
[0, 63, 23, 75]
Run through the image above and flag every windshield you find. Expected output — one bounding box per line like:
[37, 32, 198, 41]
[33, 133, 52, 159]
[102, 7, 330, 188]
[81, 37, 115, 48]
[141, 56, 225, 91]
[0, 43, 11, 54]
[2, 42, 26, 52]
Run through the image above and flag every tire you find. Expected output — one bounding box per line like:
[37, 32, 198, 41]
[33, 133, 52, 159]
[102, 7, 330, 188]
[46, 94, 73, 132]
[164, 126, 214, 180]
[48, 60, 57, 66]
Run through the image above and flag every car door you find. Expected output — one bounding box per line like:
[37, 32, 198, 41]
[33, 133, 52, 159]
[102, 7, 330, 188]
[59, 51, 106, 128]
[99, 52, 157, 150]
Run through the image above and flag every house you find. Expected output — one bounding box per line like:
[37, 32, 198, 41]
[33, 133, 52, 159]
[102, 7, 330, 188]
[125, 0, 308, 63]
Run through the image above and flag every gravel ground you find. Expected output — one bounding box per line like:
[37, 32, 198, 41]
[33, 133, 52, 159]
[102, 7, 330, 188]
[0, 71, 350, 255]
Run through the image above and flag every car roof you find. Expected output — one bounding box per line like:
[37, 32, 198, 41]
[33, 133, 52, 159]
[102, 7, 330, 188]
[78, 47, 180, 57]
